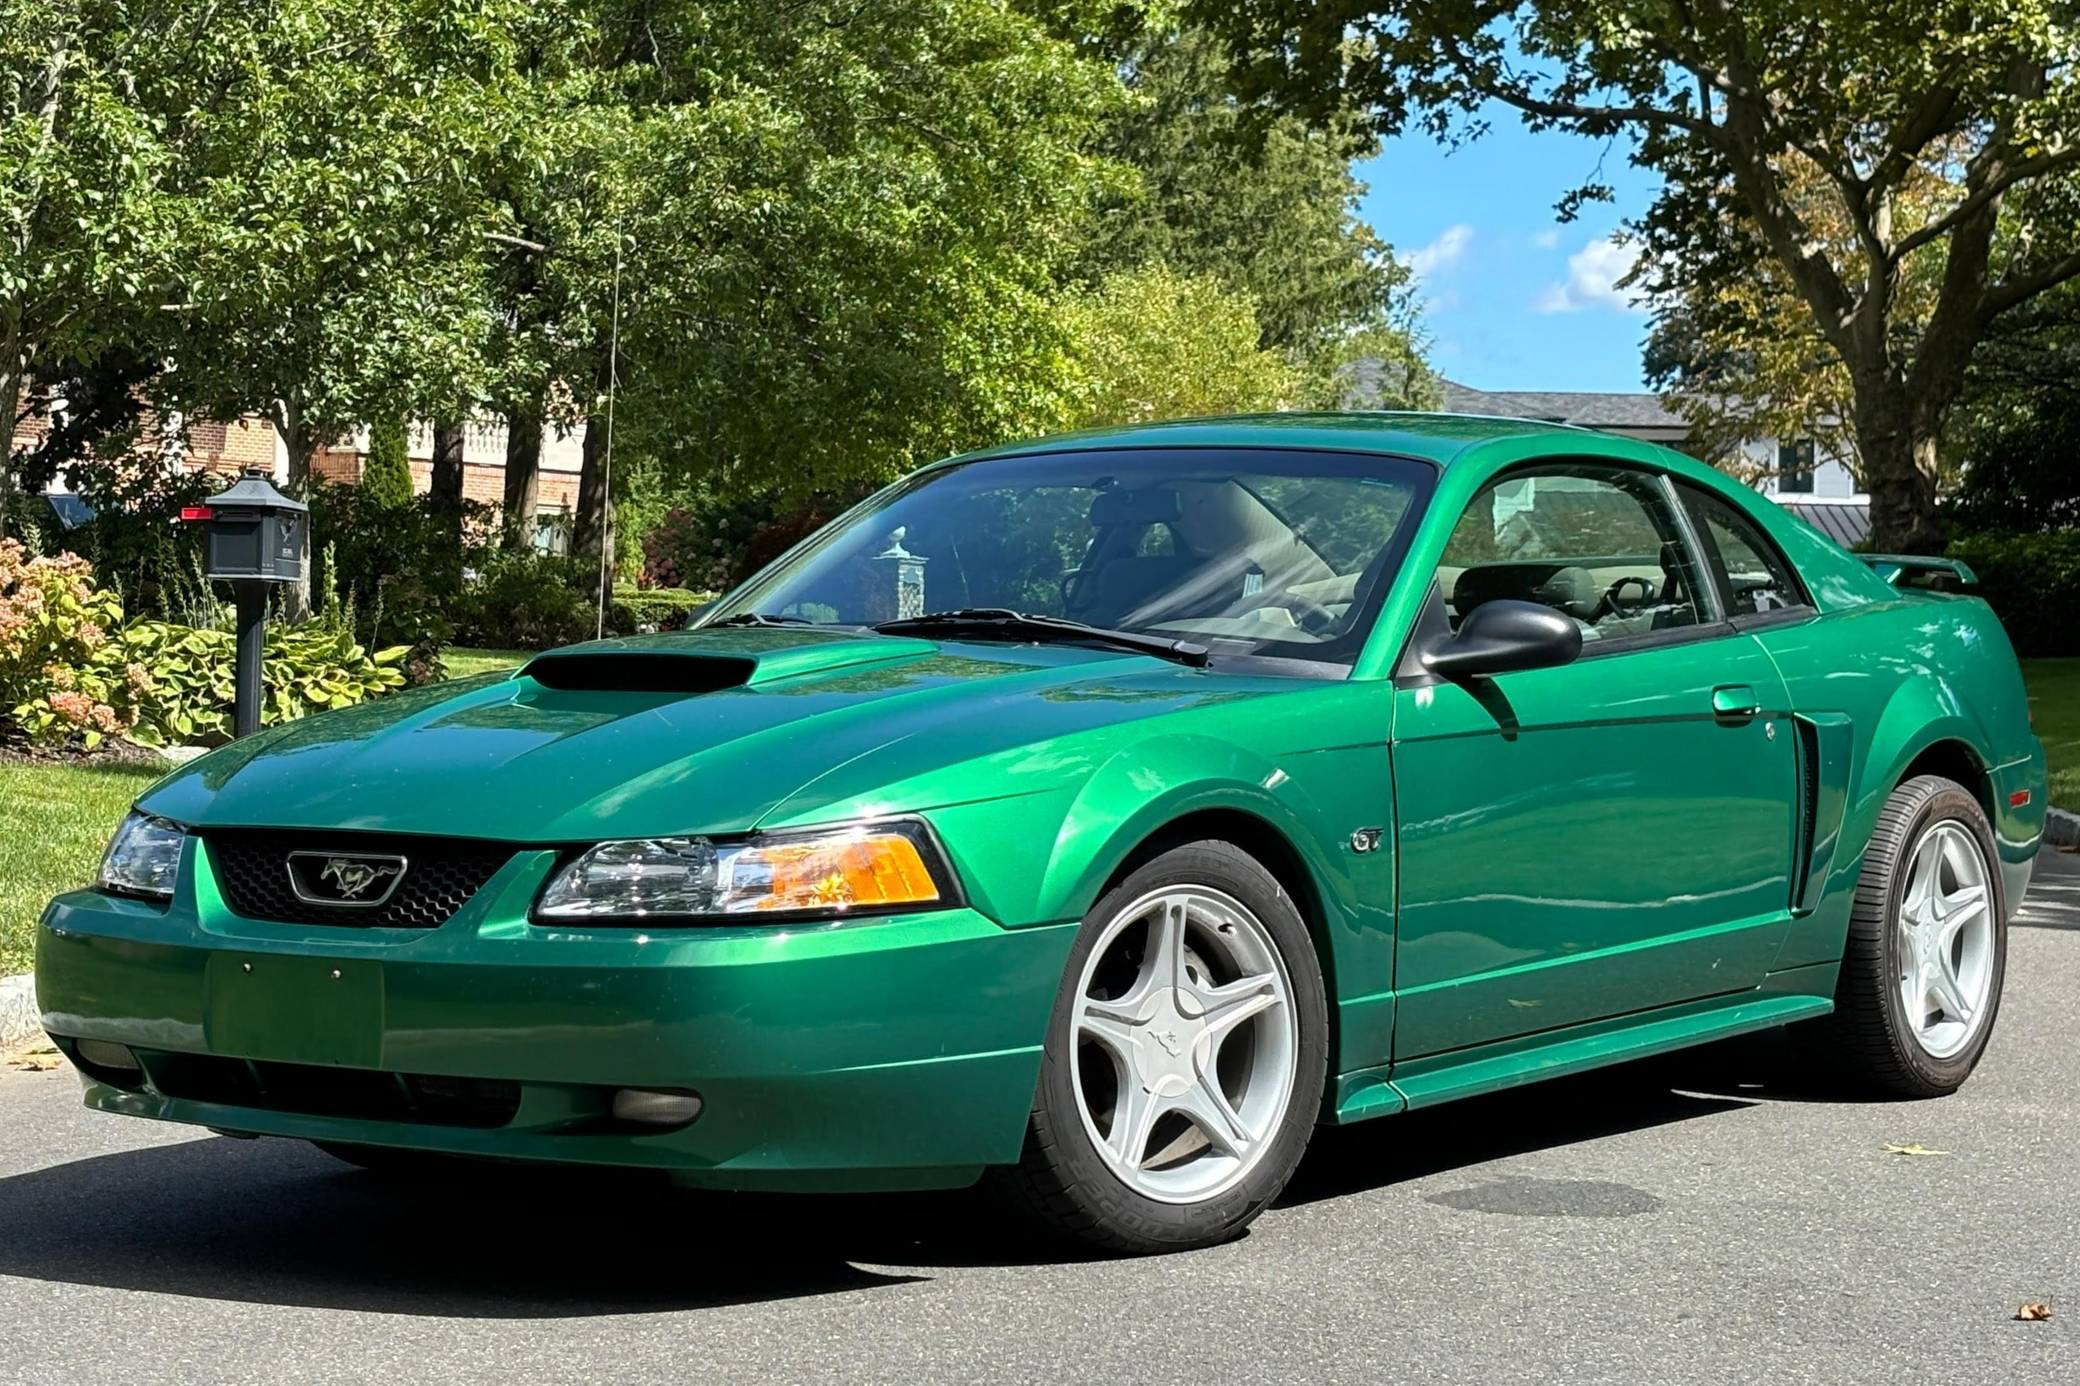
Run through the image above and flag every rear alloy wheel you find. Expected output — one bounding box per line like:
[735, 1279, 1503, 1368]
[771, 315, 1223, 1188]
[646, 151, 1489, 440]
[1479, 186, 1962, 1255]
[1001, 841, 1327, 1253]
[1817, 775, 2007, 1097]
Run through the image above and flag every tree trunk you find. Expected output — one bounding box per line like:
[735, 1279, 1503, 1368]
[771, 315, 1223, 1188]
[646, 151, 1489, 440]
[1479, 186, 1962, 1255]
[572, 411, 613, 585]
[429, 418, 466, 516]
[1854, 383, 1946, 554]
[0, 362, 20, 545]
[273, 395, 317, 618]
[500, 400, 542, 551]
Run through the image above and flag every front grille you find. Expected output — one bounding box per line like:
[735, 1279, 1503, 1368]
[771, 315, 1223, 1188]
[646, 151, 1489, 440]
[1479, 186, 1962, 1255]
[141, 1052, 521, 1128]
[204, 829, 514, 928]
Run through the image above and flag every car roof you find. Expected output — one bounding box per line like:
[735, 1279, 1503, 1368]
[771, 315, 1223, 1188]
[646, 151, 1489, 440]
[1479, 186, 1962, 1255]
[946, 411, 1617, 469]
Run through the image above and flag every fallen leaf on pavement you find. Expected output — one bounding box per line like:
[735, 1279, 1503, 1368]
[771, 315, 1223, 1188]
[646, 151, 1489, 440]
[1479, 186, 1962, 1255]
[10, 1051, 61, 1072]
[1882, 1143, 1949, 1157]
[2016, 1302, 2054, 1322]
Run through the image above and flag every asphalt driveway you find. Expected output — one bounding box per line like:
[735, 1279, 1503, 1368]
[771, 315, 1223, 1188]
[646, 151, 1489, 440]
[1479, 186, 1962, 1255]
[2, 855, 2075, 1385]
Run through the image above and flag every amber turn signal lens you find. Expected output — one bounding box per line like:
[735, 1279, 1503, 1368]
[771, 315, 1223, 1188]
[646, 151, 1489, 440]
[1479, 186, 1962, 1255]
[731, 830, 942, 913]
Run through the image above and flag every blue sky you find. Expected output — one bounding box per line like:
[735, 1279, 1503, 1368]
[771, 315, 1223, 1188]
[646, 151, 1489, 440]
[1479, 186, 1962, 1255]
[1354, 114, 1664, 393]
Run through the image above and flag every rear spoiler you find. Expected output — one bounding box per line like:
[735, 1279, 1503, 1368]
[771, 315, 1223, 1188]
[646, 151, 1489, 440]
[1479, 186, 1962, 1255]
[1860, 554, 1978, 587]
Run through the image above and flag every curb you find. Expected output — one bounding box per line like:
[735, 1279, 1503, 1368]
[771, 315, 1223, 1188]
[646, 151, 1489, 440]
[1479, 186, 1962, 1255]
[2049, 806, 2080, 850]
[0, 973, 40, 1053]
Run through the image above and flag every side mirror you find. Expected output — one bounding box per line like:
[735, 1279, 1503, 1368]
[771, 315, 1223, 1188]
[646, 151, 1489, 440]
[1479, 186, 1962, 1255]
[1423, 599, 1583, 680]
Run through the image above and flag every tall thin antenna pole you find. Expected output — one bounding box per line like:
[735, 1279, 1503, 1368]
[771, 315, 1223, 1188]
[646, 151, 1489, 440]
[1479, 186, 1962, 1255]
[594, 222, 622, 640]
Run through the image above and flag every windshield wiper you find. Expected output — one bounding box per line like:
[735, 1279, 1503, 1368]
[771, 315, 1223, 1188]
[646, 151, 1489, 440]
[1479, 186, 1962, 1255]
[709, 612, 818, 627]
[873, 607, 1210, 668]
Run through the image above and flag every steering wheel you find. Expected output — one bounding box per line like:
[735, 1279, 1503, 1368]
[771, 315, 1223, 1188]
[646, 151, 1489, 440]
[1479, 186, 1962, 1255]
[1603, 575, 1657, 618]
[1236, 590, 1341, 636]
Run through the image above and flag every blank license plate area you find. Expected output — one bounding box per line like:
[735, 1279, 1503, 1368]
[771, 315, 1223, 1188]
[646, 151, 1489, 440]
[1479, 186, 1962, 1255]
[204, 954, 384, 1068]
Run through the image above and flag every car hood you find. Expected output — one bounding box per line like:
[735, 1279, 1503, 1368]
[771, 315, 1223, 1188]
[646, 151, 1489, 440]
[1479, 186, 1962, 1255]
[138, 626, 1265, 840]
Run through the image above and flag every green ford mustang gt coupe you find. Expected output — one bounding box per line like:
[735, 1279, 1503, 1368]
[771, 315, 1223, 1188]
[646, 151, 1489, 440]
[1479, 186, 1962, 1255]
[38, 413, 2045, 1253]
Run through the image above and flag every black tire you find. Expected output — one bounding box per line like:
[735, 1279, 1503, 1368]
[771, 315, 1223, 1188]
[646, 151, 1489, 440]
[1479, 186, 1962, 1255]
[995, 840, 1330, 1255]
[1812, 774, 2007, 1098]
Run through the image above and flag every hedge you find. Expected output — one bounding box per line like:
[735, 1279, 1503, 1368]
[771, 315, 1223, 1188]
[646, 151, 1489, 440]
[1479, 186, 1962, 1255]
[610, 587, 715, 633]
[1945, 530, 2080, 658]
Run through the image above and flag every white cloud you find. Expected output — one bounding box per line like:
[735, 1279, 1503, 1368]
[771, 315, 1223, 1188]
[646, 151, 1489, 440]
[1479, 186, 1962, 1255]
[1531, 228, 1561, 250]
[1534, 235, 1644, 314]
[1404, 223, 1474, 279]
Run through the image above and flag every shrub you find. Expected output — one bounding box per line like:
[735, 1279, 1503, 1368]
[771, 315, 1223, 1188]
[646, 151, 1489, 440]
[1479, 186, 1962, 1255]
[452, 550, 597, 649]
[0, 540, 135, 748]
[610, 586, 714, 633]
[1945, 530, 2080, 658]
[116, 620, 408, 747]
[56, 463, 218, 626]
[361, 415, 417, 509]
[308, 481, 489, 649]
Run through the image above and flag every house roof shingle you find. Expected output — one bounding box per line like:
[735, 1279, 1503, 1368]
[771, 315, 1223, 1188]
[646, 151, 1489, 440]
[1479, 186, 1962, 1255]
[1438, 379, 1687, 431]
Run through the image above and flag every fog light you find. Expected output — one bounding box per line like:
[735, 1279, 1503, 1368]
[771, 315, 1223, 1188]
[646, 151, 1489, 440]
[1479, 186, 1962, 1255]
[610, 1087, 703, 1129]
[75, 1039, 140, 1072]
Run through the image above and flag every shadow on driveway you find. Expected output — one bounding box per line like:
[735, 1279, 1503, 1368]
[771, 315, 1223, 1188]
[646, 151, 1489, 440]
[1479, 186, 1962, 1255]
[0, 1055, 1768, 1317]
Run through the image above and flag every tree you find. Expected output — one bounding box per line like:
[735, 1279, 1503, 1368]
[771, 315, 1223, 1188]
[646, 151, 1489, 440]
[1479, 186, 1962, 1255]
[157, 2, 514, 501]
[1199, 0, 2080, 552]
[513, 0, 1127, 577]
[360, 416, 415, 509]
[1057, 264, 1299, 427]
[1944, 279, 2080, 530]
[1074, 26, 1421, 372]
[1, 0, 217, 540]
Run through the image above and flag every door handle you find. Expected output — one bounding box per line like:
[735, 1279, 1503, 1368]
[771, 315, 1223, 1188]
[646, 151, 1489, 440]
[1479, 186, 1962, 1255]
[1711, 684, 1762, 720]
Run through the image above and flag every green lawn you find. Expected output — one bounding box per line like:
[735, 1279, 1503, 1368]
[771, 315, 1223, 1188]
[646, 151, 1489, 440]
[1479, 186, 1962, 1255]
[2021, 659, 2080, 812]
[443, 646, 530, 679]
[0, 760, 166, 975]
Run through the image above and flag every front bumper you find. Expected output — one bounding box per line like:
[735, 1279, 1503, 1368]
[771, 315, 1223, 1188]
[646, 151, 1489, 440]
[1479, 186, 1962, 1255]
[36, 840, 1074, 1191]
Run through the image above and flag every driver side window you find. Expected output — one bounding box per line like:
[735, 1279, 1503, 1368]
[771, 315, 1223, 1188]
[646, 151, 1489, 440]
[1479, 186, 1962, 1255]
[1440, 464, 1711, 645]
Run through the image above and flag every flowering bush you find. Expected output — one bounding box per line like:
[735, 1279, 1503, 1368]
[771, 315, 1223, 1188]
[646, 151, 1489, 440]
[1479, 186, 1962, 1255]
[1, 540, 409, 751]
[0, 539, 137, 747]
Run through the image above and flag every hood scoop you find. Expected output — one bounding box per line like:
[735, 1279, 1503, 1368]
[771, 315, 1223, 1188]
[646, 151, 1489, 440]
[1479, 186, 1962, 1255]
[519, 631, 936, 693]
[524, 652, 756, 693]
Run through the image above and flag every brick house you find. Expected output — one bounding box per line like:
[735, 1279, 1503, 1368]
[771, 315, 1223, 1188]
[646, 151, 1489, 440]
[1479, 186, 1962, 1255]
[14, 408, 586, 553]
[312, 418, 587, 553]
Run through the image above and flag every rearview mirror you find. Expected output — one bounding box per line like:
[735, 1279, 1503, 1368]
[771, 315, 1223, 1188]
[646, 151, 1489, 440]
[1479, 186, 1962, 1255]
[1423, 599, 1583, 680]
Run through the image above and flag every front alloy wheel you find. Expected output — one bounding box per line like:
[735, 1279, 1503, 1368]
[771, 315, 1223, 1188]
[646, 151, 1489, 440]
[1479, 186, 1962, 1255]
[1001, 840, 1327, 1253]
[1071, 886, 1298, 1203]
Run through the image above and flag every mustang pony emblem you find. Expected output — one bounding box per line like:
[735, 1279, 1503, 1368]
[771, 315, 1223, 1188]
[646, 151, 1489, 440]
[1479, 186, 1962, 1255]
[320, 858, 393, 898]
[286, 851, 408, 908]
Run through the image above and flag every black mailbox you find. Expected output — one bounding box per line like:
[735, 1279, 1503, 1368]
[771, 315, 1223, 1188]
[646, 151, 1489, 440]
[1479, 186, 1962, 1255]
[189, 467, 309, 739]
[202, 469, 307, 583]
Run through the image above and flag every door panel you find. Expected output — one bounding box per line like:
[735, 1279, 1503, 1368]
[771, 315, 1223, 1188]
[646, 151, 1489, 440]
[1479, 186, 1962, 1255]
[1390, 635, 1799, 1058]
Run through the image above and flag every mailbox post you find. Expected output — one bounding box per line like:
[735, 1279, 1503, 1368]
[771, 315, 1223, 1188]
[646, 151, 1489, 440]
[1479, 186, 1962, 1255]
[191, 468, 308, 738]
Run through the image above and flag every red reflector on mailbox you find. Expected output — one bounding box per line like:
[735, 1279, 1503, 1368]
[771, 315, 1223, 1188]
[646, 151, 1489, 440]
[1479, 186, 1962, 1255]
[179, 506, 214, 522]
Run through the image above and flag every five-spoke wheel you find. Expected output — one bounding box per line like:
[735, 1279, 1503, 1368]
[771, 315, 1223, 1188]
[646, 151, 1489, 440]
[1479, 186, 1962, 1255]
[1813, 773, 2008, 1096]
[1894, 820, 1996, 1060]
[1070, 886, 1297, 1204]
[1001, 840, 1327, 1253]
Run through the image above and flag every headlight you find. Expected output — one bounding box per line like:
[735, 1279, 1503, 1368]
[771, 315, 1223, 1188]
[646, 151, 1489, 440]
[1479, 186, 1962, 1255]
[98, 812, 187, 900]
[535, 820, 957, 922]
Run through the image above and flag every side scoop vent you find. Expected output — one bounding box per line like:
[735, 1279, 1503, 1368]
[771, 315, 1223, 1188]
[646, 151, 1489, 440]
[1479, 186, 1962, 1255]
[522, 652, 757, 694]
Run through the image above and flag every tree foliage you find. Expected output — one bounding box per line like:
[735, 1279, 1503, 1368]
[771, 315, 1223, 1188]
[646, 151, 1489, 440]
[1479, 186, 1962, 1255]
[1198, 0, 2080, 552]
[9, 0, 1437, 597]
[1072, 26, 1421, 373]
[1057, 264, 1298, 427]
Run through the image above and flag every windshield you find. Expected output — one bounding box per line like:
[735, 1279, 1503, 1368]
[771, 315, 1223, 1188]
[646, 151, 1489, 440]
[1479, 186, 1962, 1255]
[710, 447, 1436, 671]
